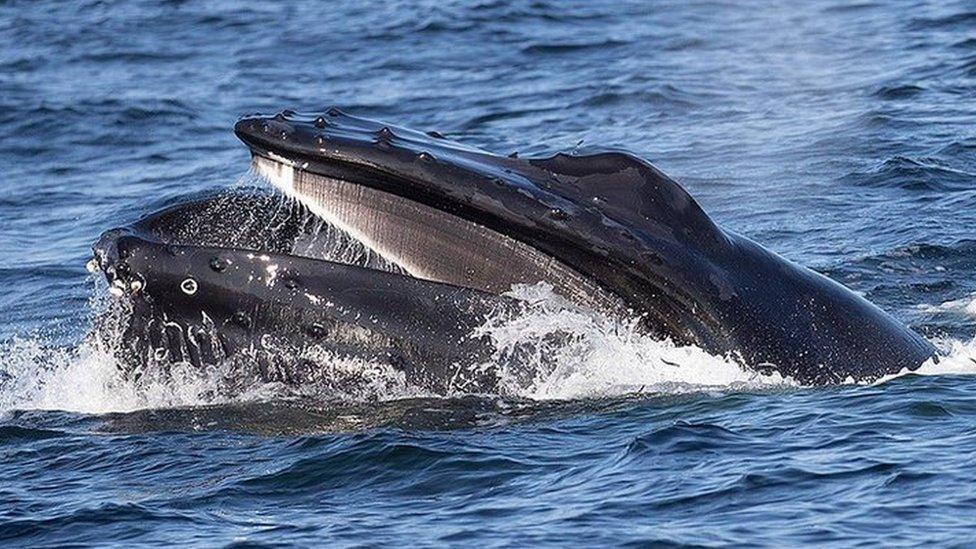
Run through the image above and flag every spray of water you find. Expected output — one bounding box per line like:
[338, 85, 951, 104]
[479, 283, 794, 399]
[0, 288, 235, 414]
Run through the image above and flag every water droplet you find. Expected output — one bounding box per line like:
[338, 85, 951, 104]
[548, 208, 568, 221]
[232, 311, 251, 328]
[180, 278, 198, 295]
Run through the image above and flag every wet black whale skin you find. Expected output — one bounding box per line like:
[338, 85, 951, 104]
[231, 109, 937, 384]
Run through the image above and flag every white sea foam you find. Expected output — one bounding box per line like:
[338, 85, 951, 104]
[869, 294, 976, 382]
[872, 336, 976, 385]
[915, 293, 976, 318]
[0, 335, 138, 414]
[475, 283, 794, 400]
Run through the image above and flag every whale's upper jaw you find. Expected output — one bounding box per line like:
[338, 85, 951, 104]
[233, 108, 731, 343]
[232, 108, 727, 256]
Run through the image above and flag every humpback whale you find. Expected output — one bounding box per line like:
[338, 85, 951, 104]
[91, 109, 936, 389]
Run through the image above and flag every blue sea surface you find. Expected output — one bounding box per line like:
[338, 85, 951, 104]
[3, 0, 976, 546]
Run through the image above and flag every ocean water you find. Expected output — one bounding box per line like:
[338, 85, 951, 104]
[2, 0, 976, 545]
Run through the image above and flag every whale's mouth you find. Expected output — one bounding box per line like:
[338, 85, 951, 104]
[246, 152, 620, 313]
[230, 108, 723, 348]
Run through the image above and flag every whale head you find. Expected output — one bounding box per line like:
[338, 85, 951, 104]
[231, 108, 935, 384]
[233, 109, 732, 346]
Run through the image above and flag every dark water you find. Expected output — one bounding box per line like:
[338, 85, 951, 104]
[2, 0, 976, 545]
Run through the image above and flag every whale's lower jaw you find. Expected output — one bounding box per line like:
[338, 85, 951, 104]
[90, 192, 518, 395]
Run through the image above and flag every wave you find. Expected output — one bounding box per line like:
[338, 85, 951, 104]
[872, 84, 925, 101]
[520, 39, 630, 55]
[840, 156, 976, 192]
[909, 11, 976, 31]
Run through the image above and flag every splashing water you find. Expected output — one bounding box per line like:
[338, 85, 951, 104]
[4, 275, 976, 416]
[0, 284, 282, 414]
[888, 295, 976, 380]
[480, 283, 795, 399]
